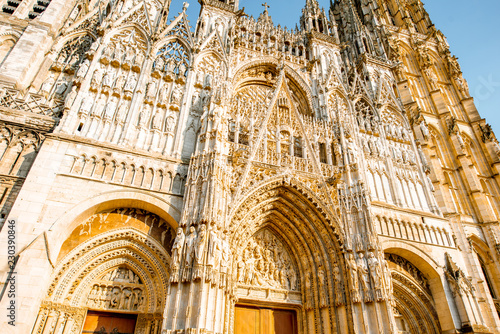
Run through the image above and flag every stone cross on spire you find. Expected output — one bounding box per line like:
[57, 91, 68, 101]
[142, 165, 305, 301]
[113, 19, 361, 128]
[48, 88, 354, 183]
[262, 2, 270, 12]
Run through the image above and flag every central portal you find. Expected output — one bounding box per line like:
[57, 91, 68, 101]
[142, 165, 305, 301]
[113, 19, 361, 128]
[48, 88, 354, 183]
[234, 305, 297, 334]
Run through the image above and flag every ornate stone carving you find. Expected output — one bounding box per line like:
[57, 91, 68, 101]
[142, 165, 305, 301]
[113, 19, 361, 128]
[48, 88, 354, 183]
[236, 229, 299, 291]
[86, 267, 145, 312]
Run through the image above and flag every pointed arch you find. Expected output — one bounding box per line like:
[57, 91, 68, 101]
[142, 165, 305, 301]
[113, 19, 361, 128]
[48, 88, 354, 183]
[383, 242, 456, 332]
[229, 177, 348, 333]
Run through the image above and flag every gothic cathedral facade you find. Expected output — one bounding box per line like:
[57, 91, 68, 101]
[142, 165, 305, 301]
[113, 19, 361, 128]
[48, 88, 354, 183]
[0, 0, 499, 333]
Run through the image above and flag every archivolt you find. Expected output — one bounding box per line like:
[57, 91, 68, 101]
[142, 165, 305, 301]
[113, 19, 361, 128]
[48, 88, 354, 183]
[231, 177, 343, 236]
[229, 177, 346, 278]
[45, 228, 170, 313]
[229, 177, 348, 332]
[392, 272, 441, 334]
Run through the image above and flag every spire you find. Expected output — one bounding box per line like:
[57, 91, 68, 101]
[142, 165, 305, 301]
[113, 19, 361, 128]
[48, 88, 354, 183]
[257, 2, 273, 26]
[300, 0, 334, 36]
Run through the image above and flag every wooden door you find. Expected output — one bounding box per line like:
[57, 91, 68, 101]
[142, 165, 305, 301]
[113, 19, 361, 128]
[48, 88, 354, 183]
[82, 311, 137, 334]
[234, 305, 297, 334]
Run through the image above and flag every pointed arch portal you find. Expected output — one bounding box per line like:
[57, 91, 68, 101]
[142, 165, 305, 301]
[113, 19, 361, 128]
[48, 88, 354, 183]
[229, 178, 347, 334]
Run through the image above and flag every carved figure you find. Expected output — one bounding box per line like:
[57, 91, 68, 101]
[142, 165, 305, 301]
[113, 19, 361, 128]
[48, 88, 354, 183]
[76, 59, 90, 78]
[357, 252, 372, 302]
[348, 253, 360, 302]
[171, 84, 183, 105]
[114, 74, 126, 91]
[79, 93, 94, 115]
[171, 227, 185, 268]
[151, 109, 163, 130]
[367, 252, 384, 301]
[420, 120, 429, 139]
[103, 97, 117, 120]
[194, 224, 208, 265]
[115, 101, 128, 124]
[137, 104, 151, 127]
[124, 74, 137, 92]
[102, 71, 114, 88]
[183, 226, 197, 268]
[91, 67, 103, 89]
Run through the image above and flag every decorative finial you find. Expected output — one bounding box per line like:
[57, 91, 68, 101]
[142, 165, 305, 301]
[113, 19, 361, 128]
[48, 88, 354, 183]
[262, 2, 270, 12]
[182, 2, 189, 11]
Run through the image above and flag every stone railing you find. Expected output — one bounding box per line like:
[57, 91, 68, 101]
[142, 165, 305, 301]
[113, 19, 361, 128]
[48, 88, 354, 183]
[376, 214, 454, 248]
[0, 88, 63, 118]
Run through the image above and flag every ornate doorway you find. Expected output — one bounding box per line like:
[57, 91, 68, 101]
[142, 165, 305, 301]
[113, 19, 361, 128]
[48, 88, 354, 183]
[82, 311, 137, 334]
[234, 305, 297, 334]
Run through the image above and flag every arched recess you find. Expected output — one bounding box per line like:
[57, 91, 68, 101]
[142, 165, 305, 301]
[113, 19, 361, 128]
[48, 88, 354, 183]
[32, 227, 171, 334]
[46, 190, 180, 265]
[0, 30, 20, 66]
[386, 253, 441, 333]
[229, 177, 347, 334]
[468, 234, 500, 318]
[383, 242, 456, 332]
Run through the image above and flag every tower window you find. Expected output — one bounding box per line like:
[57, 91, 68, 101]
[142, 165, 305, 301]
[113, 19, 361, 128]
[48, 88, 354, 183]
[319, 142, 327, 163]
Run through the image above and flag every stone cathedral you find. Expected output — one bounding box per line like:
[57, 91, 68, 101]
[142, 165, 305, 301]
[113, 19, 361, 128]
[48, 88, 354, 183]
[1, 0, 500, 333]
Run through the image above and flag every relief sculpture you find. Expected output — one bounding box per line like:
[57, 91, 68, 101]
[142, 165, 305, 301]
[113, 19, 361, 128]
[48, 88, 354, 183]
[236, 229, 299, 291]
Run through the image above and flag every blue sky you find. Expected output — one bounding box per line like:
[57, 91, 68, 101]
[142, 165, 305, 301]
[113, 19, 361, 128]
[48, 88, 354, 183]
[169, 0, 500, 136]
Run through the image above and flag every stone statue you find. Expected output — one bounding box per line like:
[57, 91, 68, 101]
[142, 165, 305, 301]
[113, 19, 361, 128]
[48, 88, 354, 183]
[134, 51, 145, 66]
[154, 56, 165, 72]
[137, 104, 151, 128]
[102, 71, 114, 88]
[171, 84, 183, 105]
[151, 109, 163, 130]
[347, 253, 360, 303]
[147, 80, 158, 100]
[114, 74, 126, 91]
[124, 47, 135, 64]
[103, 97, 117, 120]
[91, 67, 103, 89]
[367, 252, 383, 301]
[165, 59, 175, 74]
[102, 44, 113, 59]
[79, 93, 94, 115]
[194, 224, 208, 266]
[183, 226, 197, 268]
[115, 100, 128, 124]
[420, 120, 429, 139]
[76, 59, 90, 78]
[318, 265, 328, 307]
[171, 227, 185, 268]
[165, 116, 175, 132]
[178, 63, 187, 77]
[113, 43, 124, 62]
[65, 86, 78, 107]
[124, 74, 137, 92]
[40, 76, 55, 96]
[380, 256, 393, 299]
[207, 226, 221, 269]
[220, 232, 230, 274]
[357, 252, 372, 302]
